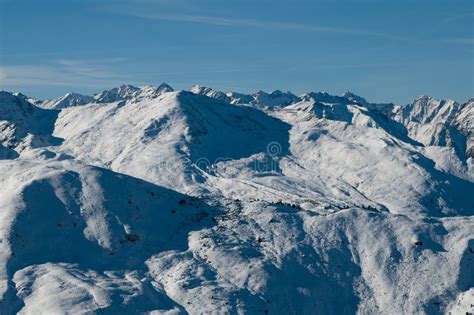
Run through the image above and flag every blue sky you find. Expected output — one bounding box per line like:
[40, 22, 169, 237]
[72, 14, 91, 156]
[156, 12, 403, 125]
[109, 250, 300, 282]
[0, 0, 473, 103]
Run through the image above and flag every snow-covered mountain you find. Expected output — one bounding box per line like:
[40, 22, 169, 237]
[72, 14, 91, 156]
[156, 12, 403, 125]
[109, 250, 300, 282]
[190, 85, 230, 103]
[12, 92, 42, 107]
[53, 90, 289, 194]
[0, 84, 473, 314]
[455, 98, 474, 158]
[94, 83, 173, 104]
[36, 84, 175, 110]
[392, 96, 465, 156]
[0, 91, 62, 155]
[41, 92, 95, 109]
[191, 85, 300, 107]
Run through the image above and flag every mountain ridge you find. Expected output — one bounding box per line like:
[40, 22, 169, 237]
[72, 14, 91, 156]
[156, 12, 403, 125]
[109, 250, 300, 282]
[16, 83, 471, 111]
[0, 84, 473, 314]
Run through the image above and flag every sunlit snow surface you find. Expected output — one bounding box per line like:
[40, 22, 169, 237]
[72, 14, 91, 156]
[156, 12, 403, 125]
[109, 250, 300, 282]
[0, 86, 473, 314]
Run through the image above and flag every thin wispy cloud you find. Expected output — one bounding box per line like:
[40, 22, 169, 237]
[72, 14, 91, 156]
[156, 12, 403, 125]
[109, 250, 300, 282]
[131, 67, 264, 76]
[442, 12, 474, 23]
[56, 58, 128, 79]
[287, 61, 414, 72]
[0, 55, 254, 91]
[0, 58, 412, 98]
[106, 6, 405, 41]
[102, 3, 474, 45]
[441, 38, 474, 45]
[0, 66, 124, 88]
[0, 59, 265, 92]
[0, 59, 127, 89]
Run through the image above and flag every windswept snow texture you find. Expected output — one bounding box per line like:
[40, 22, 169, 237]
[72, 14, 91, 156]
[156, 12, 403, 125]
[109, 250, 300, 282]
[0, 84, 473, 314]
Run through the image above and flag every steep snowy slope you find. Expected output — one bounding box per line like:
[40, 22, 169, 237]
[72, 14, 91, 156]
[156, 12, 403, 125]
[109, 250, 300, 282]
[146, 202, 474, 314]
[0, 159, 472, 314]
[0, 92, 62, 155]
[0, 160, 472, 314]
[270, 100, 474, 217]
[0, 84, 473, 314]
[392, 96, 467, 159]
[54, 90, 289, 193]
[49, 85, 474, 217]
[0, 159, 216, 314]
[455, 98, 474, 158]
[12, 93, 42, 107]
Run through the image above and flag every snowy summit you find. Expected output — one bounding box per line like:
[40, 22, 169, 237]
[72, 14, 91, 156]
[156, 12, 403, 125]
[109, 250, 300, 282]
[0, 83, 473, 314]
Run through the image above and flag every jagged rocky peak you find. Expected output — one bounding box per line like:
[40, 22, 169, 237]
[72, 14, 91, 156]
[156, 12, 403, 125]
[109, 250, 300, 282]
[190, 84, 229, 102]
[0, 91, 35, 118]
[454, 98, 474, 158]
[226, 91, 254, 104]
[0, 91, 62, 153]
[301, 91, 351, 105]
[457, 98, 474, 130]
[12, 92, 43, 106]
[12, 92, 28, 99]
[41, 92, 94, 109]
[341, 91, 369, 105]
[270, 89, 298, 100]
[397, 95, 460, 124]
[156, 82, 174, 93]
[190, 84, 209, 94]
[94, 83, 174, 103]
[94, 84, 141, 103]
[389, 95, 468, 157]
[136, 83, 174, 100]
[190, 85, 301, 107]
[251, 89, 300, 107]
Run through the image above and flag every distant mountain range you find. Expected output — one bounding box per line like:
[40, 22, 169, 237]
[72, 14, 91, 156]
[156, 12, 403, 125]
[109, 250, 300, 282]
[0, 84, 473, 314]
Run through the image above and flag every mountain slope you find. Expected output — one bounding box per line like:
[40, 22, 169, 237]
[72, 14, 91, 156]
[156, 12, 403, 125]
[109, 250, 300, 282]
[0, 84, 472, 314]
[53, 90, 290, 193]
[1, 159, 471, 314]
[0, 159, 216, 314]
[0, 92, 62, 155]
[271, 99, 474, 217]
[392, 96, 467, 159]
[455, 98, 474, 158]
